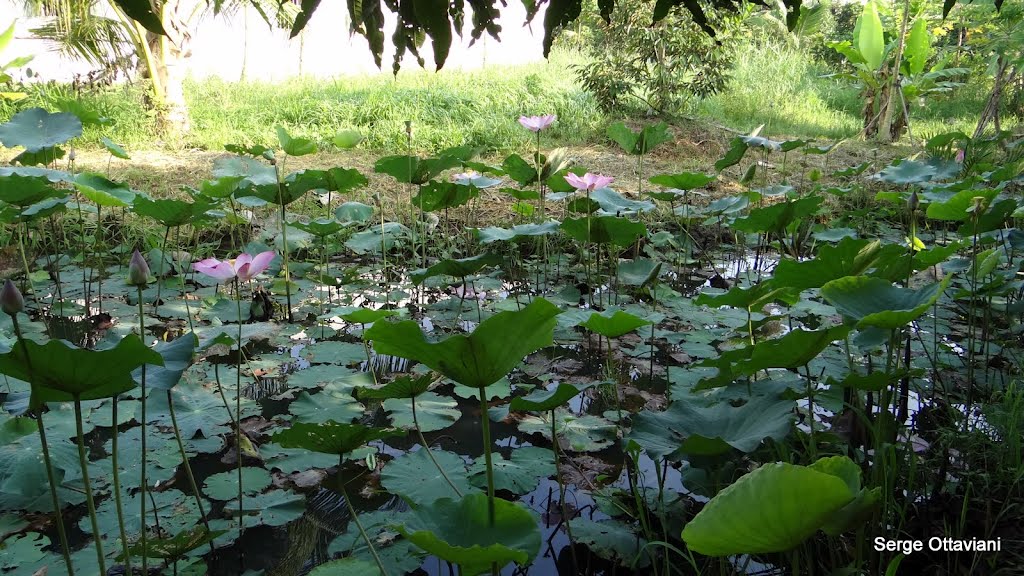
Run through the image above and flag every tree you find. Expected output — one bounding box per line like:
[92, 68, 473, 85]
[23, 0, 294, 134]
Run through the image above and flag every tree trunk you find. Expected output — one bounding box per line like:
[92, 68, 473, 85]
[877, 0, 911, 143]
[974, 56, 1012, 139]
[146, 0, 192, 134]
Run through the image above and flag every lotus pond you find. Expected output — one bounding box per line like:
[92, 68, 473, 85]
[0, 110, 1023, 575]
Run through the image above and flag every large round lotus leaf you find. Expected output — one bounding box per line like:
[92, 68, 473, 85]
[366, 298, 560, 389]
[581, 309, 651, 338]
[682, 462, 856, 556]
[410, 253, 503, 286]
[288, 389, 365, 424]
[396, 492, 541, 575]
[122, 526, 226, 560]
[925, 187, 1000, 221]
[412, 181, 479, 212]
[475, 221, 561, 244]
[271, 421, 401, 455]
[145, 383, 242, 439]
[334, 307, 398, 325]
[468, 447, 554, 495]
[509, 382, 590, 412]
[381, 448, 477, 506]
[618, 259, 662, 287]
[0, 108, 82, 152]
[203, 467, 272, 500]
[560, 215, 646, 246]
[224, 489, 306, 527]
[131, 332, 197, 391]
[569, 517, 650, 568]
[293, 217, 345, 237]
[73, 173, 136, 207]
[0, 174, 66, 206]
[132, 196, 214, 227]
[82, 489, 208, 539]
[335, 201, 374, 224]
[731, 195, 822, 234]
[356, 373, 433, 400]
[649, 171, 715, 190]
[383, 391, 460, 432]
[820, 275, 952, 329]
[0, 334, 163, 408]
[518, 412, 617, 453]
[590, 187, 655, 215]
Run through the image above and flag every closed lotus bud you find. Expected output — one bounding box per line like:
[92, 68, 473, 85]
[405, 120, 413, 138]
[908, 189, 920, 212]
[1, 280, 24, 316]
[68, 147, 76, 162]
[128, 249, 150, 286]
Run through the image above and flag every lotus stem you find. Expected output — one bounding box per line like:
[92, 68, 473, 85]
[339, 466, 389, 576]
[10, 314, 74, 576]
[235, 280, 245, 540]
[412, 396, 463, 497]
[74, 397, 106, 575]
[166, 389, 216, 554]
[111, 396, 131, 571]
[96, 205, 103, 314]
[478, 385, 497, 576]
[17, 224, 34, 305]
[551, 409, 578, 572]
[137, 285, 149, 574]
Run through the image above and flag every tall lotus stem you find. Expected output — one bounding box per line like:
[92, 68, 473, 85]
[73, 396, 106, 574]
[110, 396, 131, 570]
[4, 286, 74, 575]
[478, 385, 498, 576]
[235, 278, 245, 538]
[167, 389, 215, 553]
[275, 172, 294, 322]
[154, 225, 170, 314]
[551, 408, 578, 572]
[136, 285, 149, 574]
[339, 460, 389, 576]
[412, 396, 463, 497]
[129, 250, 151, 574]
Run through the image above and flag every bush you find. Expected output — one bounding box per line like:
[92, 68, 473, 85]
[571, 0, 741, 115]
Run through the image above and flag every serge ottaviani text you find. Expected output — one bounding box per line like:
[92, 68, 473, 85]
[874, 537, 1002, 554]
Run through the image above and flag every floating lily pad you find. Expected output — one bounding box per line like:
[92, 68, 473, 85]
[271, 421, 401, 456]
[468, 447, 554, 494]
[381, 448, 477, 506]
[203, 467, 272, 500]
[518, 412, 617, 452]
[383, 391, 460, 432]
[396, 492, 541, 576]
[570, 517, 650, 568]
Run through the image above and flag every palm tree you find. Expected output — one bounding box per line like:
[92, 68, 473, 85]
[21, 0, 294, 134]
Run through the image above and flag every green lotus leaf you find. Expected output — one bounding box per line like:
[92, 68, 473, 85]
[581, 309, 652, 338]
[618, 259, 662, 287]
[309, 558, 380, 576]
[335, 201, 374, 224]
[590, 187, 655, 215]
[475, 221, 561, 244]
[73, 173, 136, 207]
[271, 421, 402, 455]
[0, 107, 82, 152]
[925, 188, 1000, 221]
[277, 126, 317, 156]
[383, 391, 460, 432]
[649, 171, 715, 190]
[0, 174, 66, 207]
[203, 467, 272, 501]
[366, 297, 560, 389]
[0, 334, 163, 408]
[132, 196, 215, 228]
[100, 136, 130, 159]
[411, 253, 503, 286]
[732, 195, 822, 234]
[682, 461, 856, 555]
[518, 411, 617, 452]
[569, 517, 650, 567]
[332, 129, 364, 149]
[356, 373, 434, 400]
[381, 448, 478, 506]
[468, 446, 554, 495]
[132, 332, 197, 391]
[292, 217, 345, 237]
[396, 492, 541, 575]
[627, 392, 795, 458]
[412, 181, 479, 212]
[509, 382, 590, 412]
[820, 275, 952, 329]
[560, 216, 646, 246]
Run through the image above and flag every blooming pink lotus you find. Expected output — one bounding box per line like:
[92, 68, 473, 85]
[565, 172, 614, 192]
[194, 251, 276, 282]
[519, 114, 557, 132]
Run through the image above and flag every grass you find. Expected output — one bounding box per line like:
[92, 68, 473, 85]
[9, 48, 606, 154]
[694, 40, 1019, 142]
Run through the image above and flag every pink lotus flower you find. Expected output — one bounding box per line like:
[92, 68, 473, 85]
[565, 172, 614, 192]
[194, 251, 276, 282]
[519, 114, 556, 132]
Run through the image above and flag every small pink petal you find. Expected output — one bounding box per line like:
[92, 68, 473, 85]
[564, 173, 588, 191]
[593, 175, 615, 189]
[194, 258, 236, 281]
[238, 251, 275, 281]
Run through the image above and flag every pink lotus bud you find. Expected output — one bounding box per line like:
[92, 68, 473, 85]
[128, 249, 150, 286]
[1, 280, 24, 316]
